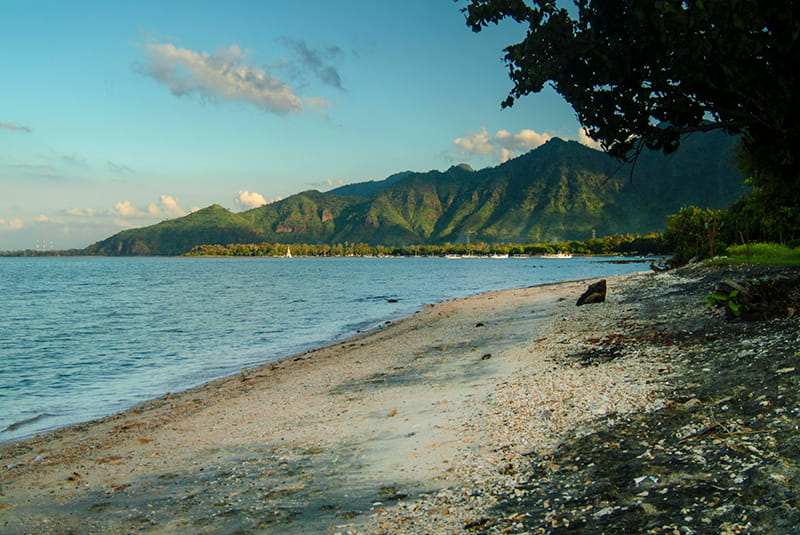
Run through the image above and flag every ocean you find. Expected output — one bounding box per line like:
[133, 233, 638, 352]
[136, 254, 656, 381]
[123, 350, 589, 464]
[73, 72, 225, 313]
[0, 256, 650, 442]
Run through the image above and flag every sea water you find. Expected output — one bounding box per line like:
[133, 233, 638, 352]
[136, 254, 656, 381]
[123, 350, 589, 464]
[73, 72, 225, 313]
[0, 256, 651, 442]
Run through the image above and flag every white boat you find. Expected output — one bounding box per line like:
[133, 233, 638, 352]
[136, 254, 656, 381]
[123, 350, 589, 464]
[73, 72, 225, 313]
[542, 252, 572, 259]
[490, 253, 509, 259]
[285, 247, 292, 258]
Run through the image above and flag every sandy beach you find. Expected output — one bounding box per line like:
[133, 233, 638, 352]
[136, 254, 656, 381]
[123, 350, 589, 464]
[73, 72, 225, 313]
[2, 265, 798, 534]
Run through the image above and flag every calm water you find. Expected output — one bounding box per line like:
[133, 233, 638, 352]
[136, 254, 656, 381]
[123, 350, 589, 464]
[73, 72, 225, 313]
[0, 256, 649, 442]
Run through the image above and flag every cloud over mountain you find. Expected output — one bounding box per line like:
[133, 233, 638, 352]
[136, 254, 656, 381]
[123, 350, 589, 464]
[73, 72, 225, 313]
[453, 127, 495, 157]
[235, 190, 267, 209]
[454, 127, 552, 163]
[109, 196, 188, 219]
[577, 127, 603, 150]
[159, 195, 186, 217]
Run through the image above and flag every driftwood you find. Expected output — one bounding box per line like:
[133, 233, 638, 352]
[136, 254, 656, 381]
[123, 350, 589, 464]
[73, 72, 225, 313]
[576, 280, 607, 306]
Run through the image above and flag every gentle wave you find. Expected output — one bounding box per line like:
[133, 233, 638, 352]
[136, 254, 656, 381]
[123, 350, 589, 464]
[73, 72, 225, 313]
[3, 413, 57, 433]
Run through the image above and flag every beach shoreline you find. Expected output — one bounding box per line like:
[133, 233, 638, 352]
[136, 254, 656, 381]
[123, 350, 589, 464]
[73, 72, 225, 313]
[2, 265, 798, 534]
[0, 255, 651, 445]
[0, 271, 636, 448]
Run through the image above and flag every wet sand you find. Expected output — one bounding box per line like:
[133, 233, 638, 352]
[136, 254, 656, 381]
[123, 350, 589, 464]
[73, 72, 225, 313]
[1, 271, 676, 533]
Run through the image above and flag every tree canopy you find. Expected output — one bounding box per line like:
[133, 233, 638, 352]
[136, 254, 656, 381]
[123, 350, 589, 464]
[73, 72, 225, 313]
[463, 0, 800, 193]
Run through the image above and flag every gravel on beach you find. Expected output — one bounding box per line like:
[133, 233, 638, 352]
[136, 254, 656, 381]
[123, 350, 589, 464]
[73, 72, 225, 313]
[367, 264, 800, 535]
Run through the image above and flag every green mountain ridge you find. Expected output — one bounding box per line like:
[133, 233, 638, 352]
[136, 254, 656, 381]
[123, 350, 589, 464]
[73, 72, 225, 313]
[84, 134, 745, 256]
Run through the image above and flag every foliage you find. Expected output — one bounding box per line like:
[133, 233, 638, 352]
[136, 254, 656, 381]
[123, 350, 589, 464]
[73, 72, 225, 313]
[724, 194, 800, 247]
[664, 206, 725, 264]
[704, 289, 745, 317]
[463, 0, 800, 203]
[719, 144, 800, 245]
[183, 233, 667, 258]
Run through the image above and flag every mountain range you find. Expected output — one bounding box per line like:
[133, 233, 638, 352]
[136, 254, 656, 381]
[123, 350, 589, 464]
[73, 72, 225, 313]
[84, 133, 745, 256]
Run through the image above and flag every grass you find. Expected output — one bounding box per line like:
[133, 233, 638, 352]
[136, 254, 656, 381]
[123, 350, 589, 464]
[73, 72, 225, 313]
[719, 242, 800, 266]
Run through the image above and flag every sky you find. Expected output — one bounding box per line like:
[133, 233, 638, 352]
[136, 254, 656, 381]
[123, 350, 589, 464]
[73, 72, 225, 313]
[1, 0, 595, 251]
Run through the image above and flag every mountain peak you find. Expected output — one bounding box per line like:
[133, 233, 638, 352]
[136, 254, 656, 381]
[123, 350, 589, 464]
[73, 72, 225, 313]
[544, 136, 568, 145]
[449, 163, 474, 172]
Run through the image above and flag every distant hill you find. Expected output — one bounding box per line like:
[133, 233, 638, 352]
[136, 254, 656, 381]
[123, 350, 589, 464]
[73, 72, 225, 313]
[84, 133, 745, 256]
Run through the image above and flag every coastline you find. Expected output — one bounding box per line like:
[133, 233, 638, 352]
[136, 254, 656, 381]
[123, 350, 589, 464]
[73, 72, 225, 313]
[1, 266, 798, 534]
[0, 255, 651, 444]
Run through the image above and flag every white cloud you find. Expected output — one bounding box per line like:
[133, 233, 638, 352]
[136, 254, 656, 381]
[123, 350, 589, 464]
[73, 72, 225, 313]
[108, 196, 185, 219]
[235, 190, 267, 210]
[453, 127, 495, 156]
[137, 42, 318, 114]
[9, 218, 24, 229]
[495, 129, 552, 152]
[37, 215, 50, 222]
[114, 200, 139, 217]
[160, 195, 186, 217]
[577, 127, 603, 150]
[454, 127, 552, 163]
[498, 147, 515, 164]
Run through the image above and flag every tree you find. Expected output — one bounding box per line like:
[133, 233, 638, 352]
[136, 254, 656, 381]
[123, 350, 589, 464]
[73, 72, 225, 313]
[726, 145, 800, 243]
[665, 206, 725, 263]
[463, 0, 800, 192]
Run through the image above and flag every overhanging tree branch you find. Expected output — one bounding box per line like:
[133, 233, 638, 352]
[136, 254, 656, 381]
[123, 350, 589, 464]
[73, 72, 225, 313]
[463, 0, 800, 192]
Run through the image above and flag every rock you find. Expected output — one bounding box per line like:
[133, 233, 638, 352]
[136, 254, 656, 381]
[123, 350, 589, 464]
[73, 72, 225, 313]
[576, 280, 607, 306]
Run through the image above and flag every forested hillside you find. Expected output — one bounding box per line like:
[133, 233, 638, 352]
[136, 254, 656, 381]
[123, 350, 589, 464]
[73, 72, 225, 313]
[84, 132, 744, 256]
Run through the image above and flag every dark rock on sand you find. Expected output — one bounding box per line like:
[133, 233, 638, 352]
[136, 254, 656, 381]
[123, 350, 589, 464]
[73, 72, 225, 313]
[576, 280, 607, 306]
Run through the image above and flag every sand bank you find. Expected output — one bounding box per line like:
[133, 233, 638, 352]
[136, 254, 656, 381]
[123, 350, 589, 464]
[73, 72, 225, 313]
[3, 266, 796, 534]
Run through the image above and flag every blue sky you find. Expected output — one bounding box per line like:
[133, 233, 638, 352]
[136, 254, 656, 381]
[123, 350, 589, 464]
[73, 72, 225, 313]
[1, 0, 592, 250]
